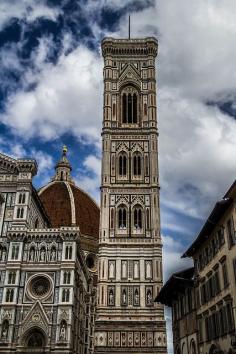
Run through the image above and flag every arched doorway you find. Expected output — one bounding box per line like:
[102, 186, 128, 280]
[209, 344, 221, 354]
[190, 340, 197, 354]
[24, 328, 46, 353]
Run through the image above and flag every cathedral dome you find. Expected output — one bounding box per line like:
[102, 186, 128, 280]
[38, 147, 99, 239]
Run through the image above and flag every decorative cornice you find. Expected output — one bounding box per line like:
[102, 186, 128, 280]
[101, 37, 158, 58]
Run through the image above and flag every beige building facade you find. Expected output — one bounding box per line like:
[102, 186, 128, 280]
[156, 268, 198, 354]
[94, 37, 167, 353]
[183, 180, 236, 354]
[158, 180, 236, 354]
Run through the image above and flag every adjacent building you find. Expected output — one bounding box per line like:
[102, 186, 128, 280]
[156, 268, 198, 354]
[157, 181, 236, 354]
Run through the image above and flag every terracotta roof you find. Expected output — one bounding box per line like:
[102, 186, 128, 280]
[155, 267, 194, 306]
[183, 180, 236, 258]
[183, 198, 233, 258]
[39, 181, 99, 239]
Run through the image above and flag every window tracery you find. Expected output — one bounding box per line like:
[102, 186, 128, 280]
[133, 153, 141, 176]
[121, 86, 138, 124]
[118, 206, 127, 229]
[118, 153, 127, 176]
[133, 206, 142, 229]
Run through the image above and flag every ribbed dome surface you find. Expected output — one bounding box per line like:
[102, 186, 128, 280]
[39, 181, 99, 238]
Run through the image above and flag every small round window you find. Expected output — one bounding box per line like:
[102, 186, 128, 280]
[29, 275, 52, 299]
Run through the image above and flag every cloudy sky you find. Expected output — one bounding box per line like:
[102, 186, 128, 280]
[1, 0, 236, 352]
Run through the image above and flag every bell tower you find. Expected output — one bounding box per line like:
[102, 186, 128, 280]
[94, 37, 167, 354]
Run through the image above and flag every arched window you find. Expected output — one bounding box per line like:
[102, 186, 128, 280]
[118, 206, 127, 229]
[17, 207, 24, 218]
[8, 271, 16, 284]
[134, 206, 142, 229]
[119, 153, 127, 176]
[62, 289, 70, 302]
[11, 245, 19, 260]
[190, 340, 197, 354]
[63, 271, 71, 284]
[6, 289, 14, 302]
[122, 87, 138, 124]
[65, 245, 73, 260]
[133, 154, 141, 176]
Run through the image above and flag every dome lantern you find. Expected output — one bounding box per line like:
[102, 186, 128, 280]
[53, 145, 74, 183]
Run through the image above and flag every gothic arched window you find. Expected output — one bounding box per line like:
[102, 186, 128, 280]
[133, 153, 141, 176]
[122, 87, 138, 124]
[119, 153, 127, 176]
[6, 289, 14, 302]
[11, 245, 19, 260]
[8, 271, 16, 284]
[65, 245, 73, 260]
[63, 271, 71, 284]
[118, 206, 127, 229]
[62, 289, 70, 302]
[134, 206, 142, 229]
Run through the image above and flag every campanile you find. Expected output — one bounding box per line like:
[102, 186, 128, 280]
[94, 36, 167, 354]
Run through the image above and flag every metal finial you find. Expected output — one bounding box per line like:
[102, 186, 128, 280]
[128, 15, 131, 39]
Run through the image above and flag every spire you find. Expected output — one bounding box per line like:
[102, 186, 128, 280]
[128, 14, 131, 39]
[53, 145, 74, 183]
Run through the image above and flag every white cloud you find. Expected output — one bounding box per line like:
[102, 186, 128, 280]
[162, 234, 192, 282]
[109, 0, 236, 225]
[75, 154, 101, 203]
[0, 0, 61, 30]
[1, 45, 103, 145]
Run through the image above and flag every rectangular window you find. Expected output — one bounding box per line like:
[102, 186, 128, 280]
[6, 193, 16, 207]
[222, 262, 229, 288]
[226, 303, 235, 333]
[227, 218, 235, 248]
[217, 228, 225, 247]
[214, 271, 220, 294]
[233, 258, 236, 285]
[198, 317, 203, 343]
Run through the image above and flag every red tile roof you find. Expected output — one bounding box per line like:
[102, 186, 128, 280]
[39, 181, 99, 239]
